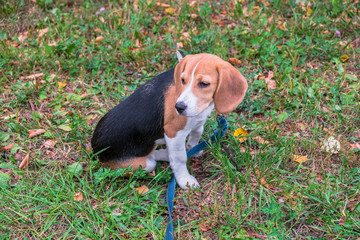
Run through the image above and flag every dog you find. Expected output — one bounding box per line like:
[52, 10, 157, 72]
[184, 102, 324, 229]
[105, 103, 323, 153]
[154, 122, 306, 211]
[91, 52, 248, 189]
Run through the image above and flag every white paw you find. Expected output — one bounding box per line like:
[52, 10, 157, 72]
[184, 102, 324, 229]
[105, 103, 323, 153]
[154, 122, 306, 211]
[176, 174, 199, 190]
[144, 159, 156, 172]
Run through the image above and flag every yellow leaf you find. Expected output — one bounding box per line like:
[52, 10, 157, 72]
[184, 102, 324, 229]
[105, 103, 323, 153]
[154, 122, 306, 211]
[293, 155, 308, 164]
[234, 127, 248, 142]
[58, 81, 67, 90]
[165, 8, 176, 14]
[341, 54, 349, 62]
[134, 185, 149, 195]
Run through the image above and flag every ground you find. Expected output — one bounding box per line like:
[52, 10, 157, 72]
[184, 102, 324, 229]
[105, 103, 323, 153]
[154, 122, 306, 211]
[0, 0, 359, 239]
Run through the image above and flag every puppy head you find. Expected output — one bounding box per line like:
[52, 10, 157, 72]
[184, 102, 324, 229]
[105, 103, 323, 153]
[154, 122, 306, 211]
[174, 53, 248, 116]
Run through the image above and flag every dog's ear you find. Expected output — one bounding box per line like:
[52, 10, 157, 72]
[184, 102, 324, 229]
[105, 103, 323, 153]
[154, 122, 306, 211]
[174, 55, 188, 85]
[214, 63, 248, 114]
[176, 50, 184, 62]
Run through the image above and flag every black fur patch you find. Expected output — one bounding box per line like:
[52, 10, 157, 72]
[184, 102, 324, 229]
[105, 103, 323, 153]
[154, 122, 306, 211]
[91, 68, 175, 162]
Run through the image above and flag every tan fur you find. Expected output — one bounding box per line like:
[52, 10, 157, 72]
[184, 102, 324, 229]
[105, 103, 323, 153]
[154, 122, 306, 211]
[174, 53, 248, 114]
[101, 156, 148, 171]
[213, 61, 248, 114]
[164, 84, 188, 138]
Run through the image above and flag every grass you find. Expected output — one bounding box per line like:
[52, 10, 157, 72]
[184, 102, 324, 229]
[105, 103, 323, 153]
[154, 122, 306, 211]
[0, 0, 359, 239]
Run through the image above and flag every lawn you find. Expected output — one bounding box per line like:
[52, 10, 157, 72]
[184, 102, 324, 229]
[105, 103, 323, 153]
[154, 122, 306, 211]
[0, 0, 359, 239]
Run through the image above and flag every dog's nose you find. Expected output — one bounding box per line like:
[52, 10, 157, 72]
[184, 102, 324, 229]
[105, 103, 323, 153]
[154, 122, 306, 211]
[175, 101, 187, 114]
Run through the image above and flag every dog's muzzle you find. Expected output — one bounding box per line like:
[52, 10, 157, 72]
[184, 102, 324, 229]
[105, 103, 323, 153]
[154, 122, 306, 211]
[175, 101, 187, 114]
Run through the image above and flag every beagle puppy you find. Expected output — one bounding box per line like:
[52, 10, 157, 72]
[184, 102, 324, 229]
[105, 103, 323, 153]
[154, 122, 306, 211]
[91, 52, 248, 189]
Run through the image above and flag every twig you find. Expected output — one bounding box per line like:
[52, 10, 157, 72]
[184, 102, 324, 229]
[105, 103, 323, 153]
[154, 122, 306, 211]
[220, 142, 241, 172]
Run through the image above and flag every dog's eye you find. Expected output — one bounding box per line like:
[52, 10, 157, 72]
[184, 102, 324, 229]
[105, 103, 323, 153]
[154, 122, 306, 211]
[181, 78, 186, 84]
[198, 82, 210, 88]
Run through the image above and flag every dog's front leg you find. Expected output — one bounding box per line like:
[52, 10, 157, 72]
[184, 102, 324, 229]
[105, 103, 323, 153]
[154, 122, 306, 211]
[165, 134, 199, 189]
[186, 126, 204, 157]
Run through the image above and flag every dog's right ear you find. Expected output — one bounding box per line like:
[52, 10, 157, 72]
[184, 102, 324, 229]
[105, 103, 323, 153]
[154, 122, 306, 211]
[176, 50, 184, 62]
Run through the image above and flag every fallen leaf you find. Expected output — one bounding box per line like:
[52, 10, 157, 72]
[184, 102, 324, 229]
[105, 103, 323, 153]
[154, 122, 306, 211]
[157, 2, 170, 7]
[18, 31, 28, 43]
[267, 15, 274, 23]
[95, 36, 105, 44]
[165, 7, 176, 14]
[134, 185, 149, 195]
[0, 172, 11, 188]
[99, 16, 105, 23]
[322, 106, 330, 112]
[58, 81, 67, 90]
[265, 71, 276, 90]
[252, 136, 269, 144]
[74, 192, 83, 201]
[199, 222, 210, 232]
[38, 28, 49, 38]
[20, 73, 44, 80]
[176, 42, 183, 49]
[4, 143, 13, 150]
[94, 28, 102, 33]
[67, 162, 83, 177]
[28, 129, 46, 138]
[19, 154, 30, 169]
[58, 124, 72, 132]
[234, 127, 248, 142]
[228, 58, 242, 66]
[341, 54, 349, 62]
[43, 140, 56, 148]
[255, 170, 275, 189]
[350, 142, 360, 150]
[293, 155, 308, 164]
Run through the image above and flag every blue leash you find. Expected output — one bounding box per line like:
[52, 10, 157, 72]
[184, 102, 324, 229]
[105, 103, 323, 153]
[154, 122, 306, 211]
[165, 116, 228, 240]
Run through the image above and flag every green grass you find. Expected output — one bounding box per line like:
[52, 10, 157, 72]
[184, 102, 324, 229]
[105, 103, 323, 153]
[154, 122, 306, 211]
[1, 0, 360, 239]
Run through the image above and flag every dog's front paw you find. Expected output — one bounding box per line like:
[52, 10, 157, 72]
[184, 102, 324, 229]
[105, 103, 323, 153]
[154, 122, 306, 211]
[176, 174, 199, 190]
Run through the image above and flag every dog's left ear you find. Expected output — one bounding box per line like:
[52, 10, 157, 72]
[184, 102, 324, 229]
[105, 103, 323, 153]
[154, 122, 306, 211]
[214, 63, 248, 114]
[176, 50, 184, 62]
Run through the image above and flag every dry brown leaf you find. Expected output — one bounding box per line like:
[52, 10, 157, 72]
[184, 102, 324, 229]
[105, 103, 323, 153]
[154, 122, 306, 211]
[4, 143, 13, 150]
[293, 155, 308, 164]
[95, 36, 104, 44]
[19, 154, 30, 169]
[156, 2, 170, 7]
[28, 129, 46, 138]
[99, 16, 105, 23]
[18, 32, 28, 43]
[267, 15, 274, 23]
[134, 185, 149, 195]
[265, 71, 276, 90]
[228, 58, 242, 66]
[255, 170, 275, 189]
[199, 222, 210, 232]
[350, 142, 360, 150]
[43, 140, 56, 148]
[252, 136, 269, 144]
[38, 28, 49, 38]
[74, 192, 84, 201]
[94, 28, 102, 33]
[321, 106, 330, 112]
[176, 42, 184, 49]
[20, 73, 44, 80]
[29, 129, 46, 138]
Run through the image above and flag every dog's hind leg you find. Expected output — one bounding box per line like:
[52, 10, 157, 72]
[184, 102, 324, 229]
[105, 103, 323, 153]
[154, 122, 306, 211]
[145, 149, 169, 172]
